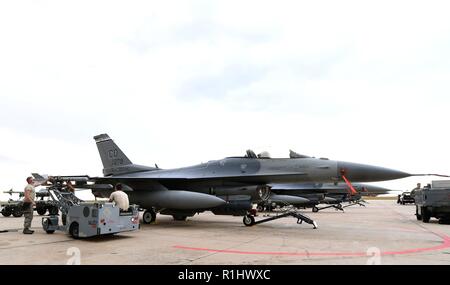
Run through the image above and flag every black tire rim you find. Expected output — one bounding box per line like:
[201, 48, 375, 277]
[70, 223, 79, 238]
[144, 212, 152, 223]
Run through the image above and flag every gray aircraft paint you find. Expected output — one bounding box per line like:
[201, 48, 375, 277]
[132, 190, 226, 209]
[91, 133, 411, 215]
[268, 194, 311, 204]
[270, 183, 391, 195]
[264, 183, 390, 206]
[94, 134, 409, 183]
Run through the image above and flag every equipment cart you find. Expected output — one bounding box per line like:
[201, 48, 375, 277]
[41, 179, 139, 238]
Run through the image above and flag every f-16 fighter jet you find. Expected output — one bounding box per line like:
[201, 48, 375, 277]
[76, 134, 416, 225]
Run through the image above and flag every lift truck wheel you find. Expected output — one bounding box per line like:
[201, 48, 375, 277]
[42, 218, 55, 234]
[69, 222, 79, 239]
[1, 208, 12, 217]
[416, 206, 422, 220]
[143, 209, 156, 224]
[243, 215, 255, 226]
[422, 207, 431, 223]
[312, 206, 319, 213]
[173, 215, 187, 221]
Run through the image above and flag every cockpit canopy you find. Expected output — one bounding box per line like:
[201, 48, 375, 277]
[257, 151, 271, 159]
[240, 149, 313, 159]
[244, 150, 271, 159]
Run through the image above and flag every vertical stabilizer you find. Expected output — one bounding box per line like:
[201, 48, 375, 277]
[94, 134, 153, 176]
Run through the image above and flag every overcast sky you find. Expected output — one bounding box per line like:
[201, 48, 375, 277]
[1, 0, 450, 200]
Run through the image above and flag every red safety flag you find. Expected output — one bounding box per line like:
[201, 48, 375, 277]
[342, 175, 358, 195]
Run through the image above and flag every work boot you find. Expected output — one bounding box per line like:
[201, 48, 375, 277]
[23, 229, 34, 234]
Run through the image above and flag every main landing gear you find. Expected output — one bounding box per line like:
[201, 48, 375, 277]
[142, 208, 157, 224]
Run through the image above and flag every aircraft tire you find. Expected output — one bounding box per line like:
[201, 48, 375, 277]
[243, 215, 255, 227]
[143, 209, 156, 224]
[312, 206, 319, 213]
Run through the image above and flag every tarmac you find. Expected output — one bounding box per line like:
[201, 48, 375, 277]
[1, 200, 450, 265]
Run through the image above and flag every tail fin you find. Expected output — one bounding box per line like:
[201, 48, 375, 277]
[94, 134, 154, 176]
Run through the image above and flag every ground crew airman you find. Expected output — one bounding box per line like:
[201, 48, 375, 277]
[109, 183, 130, 211]
[23, 176, 50, 234]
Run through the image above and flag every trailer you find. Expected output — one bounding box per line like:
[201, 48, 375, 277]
[1, 200, 24, 217]
[414, 181, 450, 223]
[1, 189, 59, 217]
[41, 178, 139, 238]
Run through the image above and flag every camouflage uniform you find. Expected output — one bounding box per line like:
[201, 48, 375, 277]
[23, 183, 35, 231]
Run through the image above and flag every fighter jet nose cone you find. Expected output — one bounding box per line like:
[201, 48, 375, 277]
[338, 161, 410, 182]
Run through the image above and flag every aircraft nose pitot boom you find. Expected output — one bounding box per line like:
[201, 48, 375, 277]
[337, 161, 410, 182]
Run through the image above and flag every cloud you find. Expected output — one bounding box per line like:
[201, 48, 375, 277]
[0, 0, 450, 201]
[0, 154, 24, 165]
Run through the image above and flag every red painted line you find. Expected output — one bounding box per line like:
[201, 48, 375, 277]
[174, 232, 450, 257]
